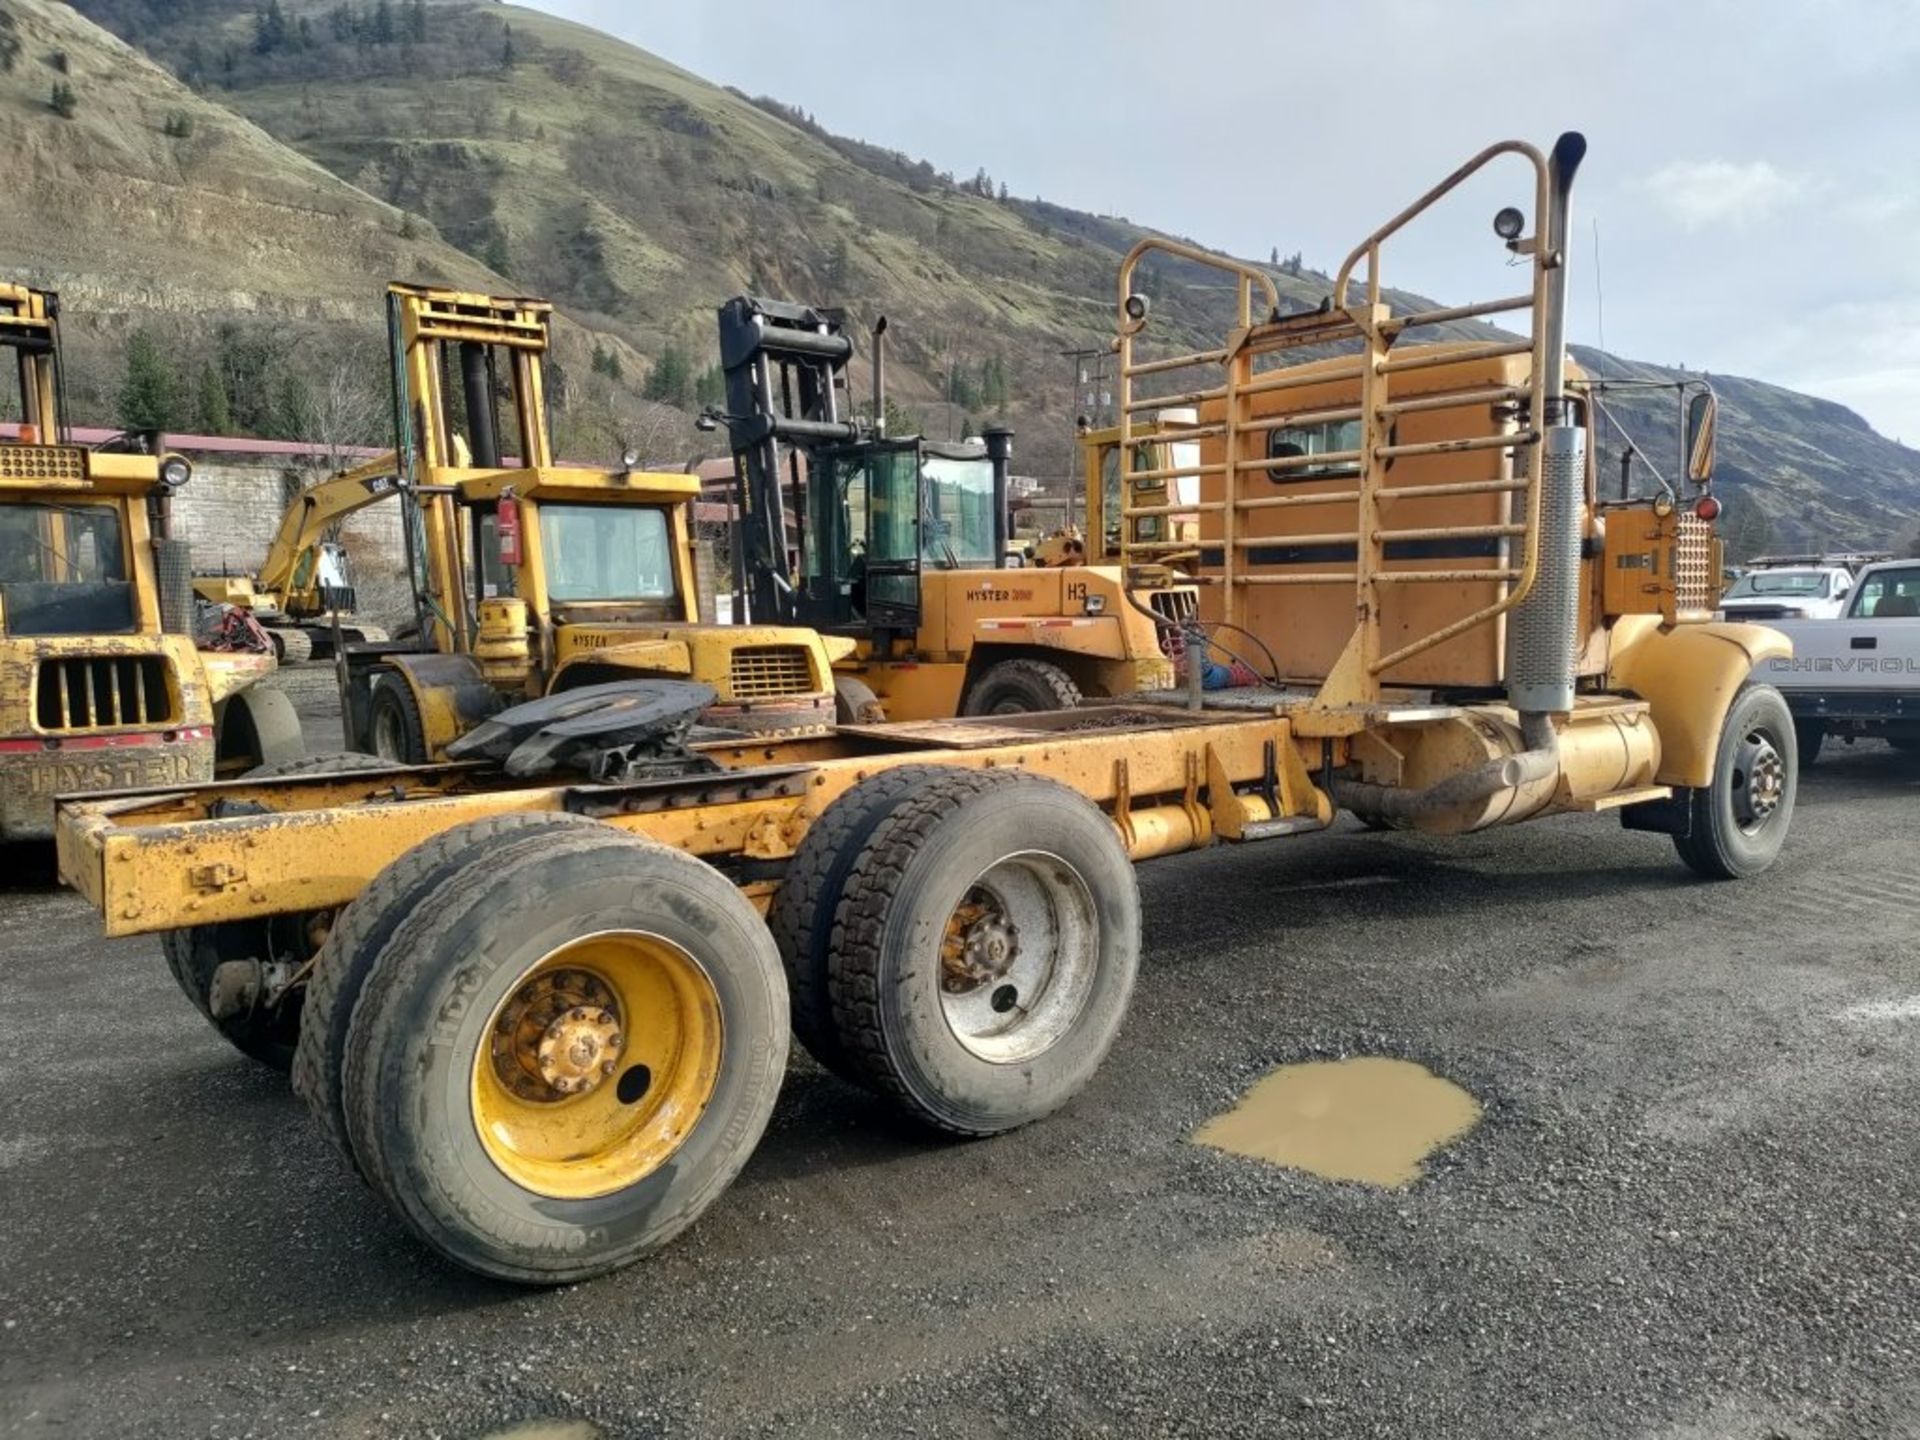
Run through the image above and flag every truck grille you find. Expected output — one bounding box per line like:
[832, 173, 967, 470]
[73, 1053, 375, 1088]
[728, 645, 814, 699]
[1148, 588, 1198, 625]
[1675, 516, 1714, 613]
[0, 444, 86, 482]
[36, 656, 175, 731]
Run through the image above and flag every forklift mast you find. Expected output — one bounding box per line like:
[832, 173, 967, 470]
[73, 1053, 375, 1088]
[714, 295, 1014, 636]
[715, 297, 859, 626]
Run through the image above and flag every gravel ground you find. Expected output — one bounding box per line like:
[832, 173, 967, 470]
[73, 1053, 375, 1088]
[1, 728, 1917, 1439]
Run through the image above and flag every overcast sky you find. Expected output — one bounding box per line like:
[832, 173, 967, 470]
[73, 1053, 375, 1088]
[535, 0, 1919, 445]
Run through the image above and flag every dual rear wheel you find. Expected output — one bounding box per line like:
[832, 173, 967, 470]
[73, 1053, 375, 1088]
[287, 767, 1137, 1282]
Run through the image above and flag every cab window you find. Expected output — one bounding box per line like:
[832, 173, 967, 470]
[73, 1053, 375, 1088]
[1853, 567, 1920, 619]
[1268, 418, 1364, 481]
[537, 504, 675, 602]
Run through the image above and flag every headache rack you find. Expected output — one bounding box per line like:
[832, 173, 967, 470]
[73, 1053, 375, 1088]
[1115, 139, 1563, 720]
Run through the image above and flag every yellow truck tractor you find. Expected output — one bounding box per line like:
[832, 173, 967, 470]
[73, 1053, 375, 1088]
[0, 282, 300, 843]
[709, 296, 1196, 721]
[340, 284, 851, 762]
[192, 452, 399, 662]
[57, 133, 1798, 1286]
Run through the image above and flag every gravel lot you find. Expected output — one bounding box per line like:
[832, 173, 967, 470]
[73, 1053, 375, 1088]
[2, 717, 1917, 1439]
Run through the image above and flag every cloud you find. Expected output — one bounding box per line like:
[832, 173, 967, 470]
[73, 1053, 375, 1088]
[1642, 159, 1804, 230]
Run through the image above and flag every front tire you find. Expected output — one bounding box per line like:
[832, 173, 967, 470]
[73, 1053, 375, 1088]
[367, 672, 428, 763]
[1673, 684, 1797, 880]
[340, 826, 789, 1283]
[960, 658, 1082, 717]
[826, 769, 1139, 1135]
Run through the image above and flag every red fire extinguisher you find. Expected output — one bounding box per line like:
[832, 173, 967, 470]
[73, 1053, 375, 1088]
[497, 489, 522, 567]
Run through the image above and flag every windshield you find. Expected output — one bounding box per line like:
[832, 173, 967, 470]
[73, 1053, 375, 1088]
[1726, 571, 1831, 599]
[536, 503, 676, 603]
[920, 454, 996, 568]
[0, 501, 135, 635]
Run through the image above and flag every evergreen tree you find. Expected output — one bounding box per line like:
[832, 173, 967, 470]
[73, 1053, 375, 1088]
[500, 23, 516, 70]
[255, 0, 289, 54]
[591, 345, 623, 382]
[694, 363, 725, 408]
[49, 80, 77, 118]
[482, 231, 511, 276]
[328, 3, 355, 41]
[194, 362, 232, 436]
[643, 344, 693, 407]
[119, 332, 178, 432]
[0, 13, 20, 74]
[407, 0, 428, 43]
[370, 0, 396, 44]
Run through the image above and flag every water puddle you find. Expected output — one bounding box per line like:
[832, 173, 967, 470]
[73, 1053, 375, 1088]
[1194, 1056, 1480, 1187]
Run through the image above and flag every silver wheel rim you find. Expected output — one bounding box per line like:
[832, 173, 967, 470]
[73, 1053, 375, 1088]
[937, 850, 1099, 1064]
[1731, 728, 1786, 833]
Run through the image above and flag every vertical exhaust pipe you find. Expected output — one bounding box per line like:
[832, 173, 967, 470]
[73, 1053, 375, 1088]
[871, 316, 888, 437]
[984, 426, 1013, 564]
[461, 341, 500, 468]
[1504, 131, 1588, 721]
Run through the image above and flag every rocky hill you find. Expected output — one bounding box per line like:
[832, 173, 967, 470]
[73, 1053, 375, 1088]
[21, 0, 1920, 555]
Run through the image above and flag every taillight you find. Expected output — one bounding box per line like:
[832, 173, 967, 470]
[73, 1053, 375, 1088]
[497, 492, 522, 567]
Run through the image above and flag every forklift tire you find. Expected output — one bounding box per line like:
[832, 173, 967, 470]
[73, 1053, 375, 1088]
[367, 672, 428, 763]
[292, 811, 608, 1174]
[340, 825, 789, 1283]
[162, 751, 386, 1070]
[1673, 683, 1798, 881]
[765, 765, 957, 1089]
[1795, 718, 1825, 770]
[826, 768, 1139, 1136]
[960, 658, 1082, 717]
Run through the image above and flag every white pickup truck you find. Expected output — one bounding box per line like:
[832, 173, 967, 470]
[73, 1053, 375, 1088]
[1760, 558, 1920, 766]
[1720, 564, 1857, 621]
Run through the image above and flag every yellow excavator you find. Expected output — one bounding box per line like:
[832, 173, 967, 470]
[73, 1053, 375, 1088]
[192, 454, 398, 662]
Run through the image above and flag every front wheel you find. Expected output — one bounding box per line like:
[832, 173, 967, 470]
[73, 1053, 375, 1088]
[367, 672, 428, 763]
[1673, 684, 1797, 880]
[960, 658, 1082, 717]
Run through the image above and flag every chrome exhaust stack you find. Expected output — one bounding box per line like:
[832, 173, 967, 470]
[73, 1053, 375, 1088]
[1504, 131, 1588, 720]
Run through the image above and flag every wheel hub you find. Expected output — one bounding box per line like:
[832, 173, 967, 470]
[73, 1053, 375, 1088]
[490, 967, 623, 1102]
[1733, 733, 1785, 828]
[941, 888, 1021, 993]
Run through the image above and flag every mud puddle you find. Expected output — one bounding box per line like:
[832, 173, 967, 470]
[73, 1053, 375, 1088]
[1195, 1056, 1480, 1186]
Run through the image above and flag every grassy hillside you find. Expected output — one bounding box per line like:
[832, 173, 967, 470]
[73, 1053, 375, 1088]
[34, 0, 1920, 552]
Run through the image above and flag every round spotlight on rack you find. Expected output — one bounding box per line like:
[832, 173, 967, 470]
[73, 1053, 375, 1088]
[1492, 206, 1527, 241]
[1694, 494, 1723, 522]
[1124, 293, 1150, 322]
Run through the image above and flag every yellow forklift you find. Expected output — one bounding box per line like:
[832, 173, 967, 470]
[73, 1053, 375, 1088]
[337, 284, 853, 763]
[0, 281, 300, 846]
[708, 297, 1195, 720]
[57, 134, 1798, 1284]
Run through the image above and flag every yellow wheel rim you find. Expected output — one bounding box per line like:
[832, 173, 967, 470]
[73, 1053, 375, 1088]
[470, 930, 723, 1200]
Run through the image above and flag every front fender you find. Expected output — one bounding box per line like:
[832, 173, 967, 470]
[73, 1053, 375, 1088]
[1607, 617, 1792, 788]
[385, 652, 500, 754]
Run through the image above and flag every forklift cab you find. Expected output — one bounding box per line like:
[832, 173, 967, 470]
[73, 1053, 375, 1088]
[803, 437, 1001, 634]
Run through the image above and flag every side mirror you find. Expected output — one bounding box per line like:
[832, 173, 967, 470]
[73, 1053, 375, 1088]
[1685, 390, 1717, 484]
